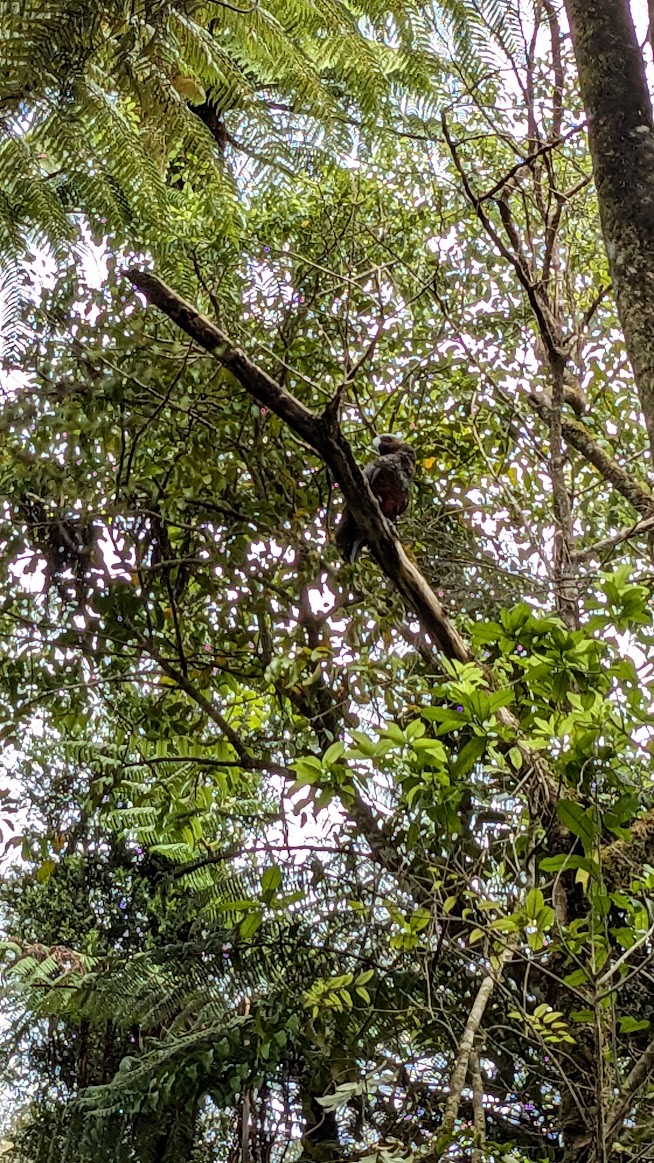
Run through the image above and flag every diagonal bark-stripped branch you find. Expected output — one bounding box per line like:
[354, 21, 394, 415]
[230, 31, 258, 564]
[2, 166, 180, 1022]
[124, 267, 568, 845]
[126, 267, 470, 661]
[592, 1036, 654, 1161]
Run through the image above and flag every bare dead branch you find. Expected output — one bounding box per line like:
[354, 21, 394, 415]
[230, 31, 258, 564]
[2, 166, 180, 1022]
[573, 514, 654, 560]
[580, 284, 612, 331]
[441, 114, 561, 362]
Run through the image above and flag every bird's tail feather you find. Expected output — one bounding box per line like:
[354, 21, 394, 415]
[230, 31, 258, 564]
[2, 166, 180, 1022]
[335, 510, 364, 562]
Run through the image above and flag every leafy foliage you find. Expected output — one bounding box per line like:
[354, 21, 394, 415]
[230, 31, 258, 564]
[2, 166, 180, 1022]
[1, 2, 654, 1162]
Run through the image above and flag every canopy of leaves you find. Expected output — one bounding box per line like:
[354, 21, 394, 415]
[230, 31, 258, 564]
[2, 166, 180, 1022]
[1, 2, 654, 1163]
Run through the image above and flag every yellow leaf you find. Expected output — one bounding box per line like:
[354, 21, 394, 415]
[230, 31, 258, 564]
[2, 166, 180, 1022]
[37, 859, 56, 884]
[423, 457, 436, 469]
[172, 75, 206, 104]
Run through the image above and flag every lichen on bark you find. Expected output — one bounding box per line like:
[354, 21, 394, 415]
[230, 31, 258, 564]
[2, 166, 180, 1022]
[566, 0, 654, 465]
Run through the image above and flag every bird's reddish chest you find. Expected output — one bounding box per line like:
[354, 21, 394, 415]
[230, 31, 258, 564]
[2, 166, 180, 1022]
[369, 456, 413, 519]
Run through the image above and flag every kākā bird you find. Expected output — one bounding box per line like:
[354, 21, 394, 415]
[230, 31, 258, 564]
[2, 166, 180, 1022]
[335, 433, 416, 562]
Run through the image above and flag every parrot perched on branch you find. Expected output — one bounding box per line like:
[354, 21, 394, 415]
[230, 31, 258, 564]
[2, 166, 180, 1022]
[335, 434, 416, 563]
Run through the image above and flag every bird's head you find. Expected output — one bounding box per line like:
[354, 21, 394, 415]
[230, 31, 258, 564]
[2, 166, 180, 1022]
[373, 433, 408, 455]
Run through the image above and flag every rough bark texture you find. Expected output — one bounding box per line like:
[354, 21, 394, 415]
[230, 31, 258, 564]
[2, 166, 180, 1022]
[469, 1047, 486, 1163]
[565, 0, 654, 460]
[435, 75, 654, 1145]
[600, 805, 654, 888]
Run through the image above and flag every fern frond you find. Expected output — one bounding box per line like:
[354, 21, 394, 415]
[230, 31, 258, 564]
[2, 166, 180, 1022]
[0, 0, 459, 257]
[0, 256, 29, 365]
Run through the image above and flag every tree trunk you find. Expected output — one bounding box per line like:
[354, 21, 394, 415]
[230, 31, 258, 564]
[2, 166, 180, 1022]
[565, 0, 654, 460]
[299, 1094, 341, 1161]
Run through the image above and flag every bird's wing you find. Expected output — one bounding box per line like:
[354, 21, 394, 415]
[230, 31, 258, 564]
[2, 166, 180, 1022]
[364, 457, 384, 488]
[367, 452, 414, 519]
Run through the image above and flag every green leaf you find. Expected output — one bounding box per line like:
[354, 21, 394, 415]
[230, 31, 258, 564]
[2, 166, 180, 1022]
[412, 738, 447, 761]
[564, 969, 589, 987]
[261, 865, 282, 895]
[291, 756, 324, 783]
[618, 1016, 650, 1033]
[525, 889, 544, 919]
[239, 910, 263, 940]
[556, 800, 598, 850]
[452, 734, 487, 777]
[348, 731, 378, 757]
[489, 916, 519, 931]
[570, 1010, 594, 1023]
[379, 722, 406, 745]
[508, 746, 523, 770]
[612, 792, 640, 824]
[404, 719, 425, 740]
[36, 860, 56, 884]
[355, 969, 374, 985]
[542, 1010, 564, 1024]
[323, 741, 345, 766]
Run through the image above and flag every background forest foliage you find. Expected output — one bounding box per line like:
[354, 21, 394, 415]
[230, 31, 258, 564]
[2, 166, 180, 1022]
[1, 1, 654, 1161]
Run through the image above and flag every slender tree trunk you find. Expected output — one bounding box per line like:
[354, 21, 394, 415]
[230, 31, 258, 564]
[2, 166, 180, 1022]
[557, 6, 654, 1142]
[550, 361, 579, 628]
[299, 1093, 341, 1161]
[565, 0, 654, 461]
[469, 1047, 486, 1163]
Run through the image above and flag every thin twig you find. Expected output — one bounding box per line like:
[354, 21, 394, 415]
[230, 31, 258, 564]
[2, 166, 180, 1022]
[478, 125, 586, 201]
